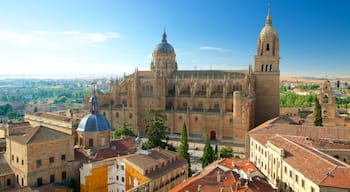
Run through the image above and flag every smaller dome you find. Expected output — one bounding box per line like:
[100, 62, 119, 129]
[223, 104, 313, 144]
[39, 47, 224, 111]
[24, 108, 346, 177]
[153, 32, 175, 54]
[77, 113, 112, 132]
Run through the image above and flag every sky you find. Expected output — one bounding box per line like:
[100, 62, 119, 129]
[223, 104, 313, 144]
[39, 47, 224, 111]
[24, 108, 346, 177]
[0, 0, 349, 78]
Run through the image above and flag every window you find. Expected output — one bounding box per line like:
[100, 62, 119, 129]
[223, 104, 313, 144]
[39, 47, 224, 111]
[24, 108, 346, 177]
[116, 112, 119, 118]
[49, 157, 55, 163]
[284, 166, 287, 174]
[116, 176, 119, 181]
[89, 138, 93, 147]
[21, 178, 23, 186]
[7, 178, 11, 186]
[36, 159, 42, 168]
[62, 171, 67, 181]
[61, 154, 66, 161]
[179, 115, 182, 120]
[50, 174, 55, 183]
[194, 116, 198, 121]
[121, 165, 124, 170]
[302, 179, 305, 188]
[261, 65, 264, 71]
[295, 174, 298, 183]
[122, 177, 125, 182]
[12, 155, 14, 161]
[16, 157, 19, 163]
[289, 170, 292, 178]
[22, 159, 24, 165]
[129, 113, 133, 119]
[266, 43, 270, 51]
[311, 187, 315, 192]
[37, 177, 42, 186]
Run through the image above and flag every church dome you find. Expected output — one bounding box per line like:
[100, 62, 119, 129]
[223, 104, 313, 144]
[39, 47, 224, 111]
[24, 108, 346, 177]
[77, 113, 112, 132]
[153, 32, 175, 54]
[77, 84, 112, 132]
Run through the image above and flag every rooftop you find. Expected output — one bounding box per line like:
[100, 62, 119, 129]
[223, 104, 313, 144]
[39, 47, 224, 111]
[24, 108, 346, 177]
[170, 158, 274, 192]
[29, 112, 72, 122]
[249, 116, 350, 189]
[9, 126, 71, 144]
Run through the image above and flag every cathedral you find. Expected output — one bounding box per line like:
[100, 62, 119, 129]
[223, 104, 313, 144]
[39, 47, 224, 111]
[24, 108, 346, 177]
[98, 7, 280, 142]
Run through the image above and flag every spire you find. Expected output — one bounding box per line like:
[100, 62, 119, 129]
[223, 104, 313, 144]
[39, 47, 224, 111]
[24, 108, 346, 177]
[162, 28, 167, 43]
[266, 3, 272, 26]
[89, 82, 98, 114]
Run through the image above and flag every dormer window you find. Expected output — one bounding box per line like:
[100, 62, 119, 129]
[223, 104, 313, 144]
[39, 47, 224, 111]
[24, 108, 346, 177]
[266, 43, 270, 51]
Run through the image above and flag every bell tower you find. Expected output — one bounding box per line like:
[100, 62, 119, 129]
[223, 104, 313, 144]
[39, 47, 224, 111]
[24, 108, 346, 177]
[254, 5, 280, 126]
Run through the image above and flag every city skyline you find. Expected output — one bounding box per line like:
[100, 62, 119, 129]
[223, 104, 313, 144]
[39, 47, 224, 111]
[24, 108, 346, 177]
[0, 0, 349, 78]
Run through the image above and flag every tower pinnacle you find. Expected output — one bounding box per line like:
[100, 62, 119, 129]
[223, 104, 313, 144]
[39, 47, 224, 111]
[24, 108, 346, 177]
[266, 4, 272, 26]
[162, 30, 167, 43]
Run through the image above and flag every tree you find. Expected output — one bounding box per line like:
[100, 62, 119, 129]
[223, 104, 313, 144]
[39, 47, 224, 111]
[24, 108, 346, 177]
[143, 109, 169, 149]
[112, 121, 135, 139]
[219, 145, 233, 158]
[200, 134, 215, 168]
[178, 123, 191, 177]
[314, 97, 323, 126]
[214, 145, 218, 160]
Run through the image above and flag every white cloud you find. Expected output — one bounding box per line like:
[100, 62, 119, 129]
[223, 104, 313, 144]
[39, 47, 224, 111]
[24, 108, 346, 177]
[0, 31, 33, 46]
[199, 46, 230, 52]
[0, 30, 121, 50]
[80, 32, 121, 43]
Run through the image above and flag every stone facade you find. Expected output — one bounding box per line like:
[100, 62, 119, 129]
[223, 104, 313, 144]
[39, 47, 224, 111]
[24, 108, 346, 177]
[5, 125, 77, 187]
[98, 8, 280, 142]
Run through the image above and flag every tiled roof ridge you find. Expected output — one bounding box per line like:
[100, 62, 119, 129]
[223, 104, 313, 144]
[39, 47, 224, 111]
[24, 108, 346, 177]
[172, 160, 227, 191]
[318, 165, 338, 186]
[276, 134, 342, 167]
[24, 126, 40, 144]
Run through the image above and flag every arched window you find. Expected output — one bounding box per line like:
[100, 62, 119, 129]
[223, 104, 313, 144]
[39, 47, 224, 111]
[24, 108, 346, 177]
[261, 65, 264, 71]
[323, 94, 329, 103]
[143, 82, 153, 96]
[265, 65, 268, 72]
[266, 43, 270, 51]
[270, 64, 273, 71]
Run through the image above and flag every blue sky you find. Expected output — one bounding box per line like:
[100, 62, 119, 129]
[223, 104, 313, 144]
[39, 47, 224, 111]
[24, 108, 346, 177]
[0, 0, 349, 78]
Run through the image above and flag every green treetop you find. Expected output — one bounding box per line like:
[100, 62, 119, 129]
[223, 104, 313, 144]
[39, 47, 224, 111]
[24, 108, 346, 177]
[200, 134, 215, 168]
[314, 97, 323, 126]
[178, 123, 191, 177]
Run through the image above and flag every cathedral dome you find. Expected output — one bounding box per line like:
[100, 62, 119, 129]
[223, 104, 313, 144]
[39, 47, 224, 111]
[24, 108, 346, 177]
[77, 113, 112, 132]
[153, 32, 175, 54]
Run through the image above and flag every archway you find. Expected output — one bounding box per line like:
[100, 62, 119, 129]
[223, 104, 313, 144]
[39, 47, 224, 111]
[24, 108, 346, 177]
[210, 130, 216, 140]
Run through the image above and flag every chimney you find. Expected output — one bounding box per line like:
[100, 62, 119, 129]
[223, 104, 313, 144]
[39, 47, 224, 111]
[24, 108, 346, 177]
[197, 185, 202, 191]
[217, 170, 221, 182]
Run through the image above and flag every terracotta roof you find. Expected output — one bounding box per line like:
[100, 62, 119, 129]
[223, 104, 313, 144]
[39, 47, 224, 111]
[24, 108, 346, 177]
[110, 137, 137, 155]
[250, 117, 350, 141]
[249, 117, 350, 189]
[10, 126, 71, 144]
[170, 158, 274, 192]
[31, 112, 71, 122]
[0, 152, 13, 176]
[125, 148, 186, 178]
[74, 138, 136, 162]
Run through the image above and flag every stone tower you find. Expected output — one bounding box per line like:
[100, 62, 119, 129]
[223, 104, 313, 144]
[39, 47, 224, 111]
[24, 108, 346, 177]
[150, 31, 178, 77]
[254, 6, 280, 126]
[319, 80, 337, 118]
